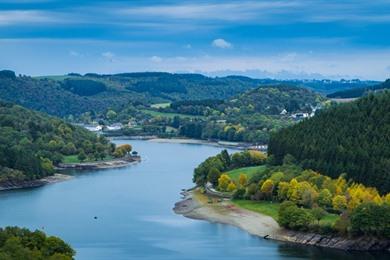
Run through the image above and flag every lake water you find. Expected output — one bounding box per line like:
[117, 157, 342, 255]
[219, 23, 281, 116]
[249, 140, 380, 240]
[0, 140, 387, 259]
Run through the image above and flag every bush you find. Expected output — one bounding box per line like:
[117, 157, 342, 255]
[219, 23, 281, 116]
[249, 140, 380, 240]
[349, 202, 390, 238]
[278, 201, 314, 231]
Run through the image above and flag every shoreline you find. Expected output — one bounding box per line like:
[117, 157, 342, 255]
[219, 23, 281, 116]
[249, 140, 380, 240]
[174, 189, 390, 252]
[0, 173, 72, 191]
[1, 157, 141, 192]
[112, 136, 253, 150]
[57, 156, 140, 170]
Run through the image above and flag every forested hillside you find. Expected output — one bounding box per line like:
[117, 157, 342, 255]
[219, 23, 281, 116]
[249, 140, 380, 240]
[327, 79, 390, 99]
[0, 70, 376, 118]
[268, 91, 390, 193]
[90, 84, 323, 143]
[0, 102, 114, 184]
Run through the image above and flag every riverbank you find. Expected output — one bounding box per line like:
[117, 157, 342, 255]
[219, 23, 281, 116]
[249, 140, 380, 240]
[0, 174, 72, 191]
[112, 136, 255, 150]
[1, 157, 141, 192]
[174, 189, 390, 252]
[57, 156, 140, 170]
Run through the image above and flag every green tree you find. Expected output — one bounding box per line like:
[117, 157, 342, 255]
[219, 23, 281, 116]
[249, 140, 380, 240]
[317, 189, 333, 208]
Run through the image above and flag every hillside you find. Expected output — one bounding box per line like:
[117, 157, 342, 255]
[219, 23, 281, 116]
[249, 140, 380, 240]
[327, 79, 390, 99]
[150, 85, 324, 143]
[268, 91, 390, 193]
[0, 102, 114, 184]
[0, 70, 376, 118]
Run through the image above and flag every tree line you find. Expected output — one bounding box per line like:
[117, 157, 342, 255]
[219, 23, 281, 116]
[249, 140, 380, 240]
[268, 91, 390, 193]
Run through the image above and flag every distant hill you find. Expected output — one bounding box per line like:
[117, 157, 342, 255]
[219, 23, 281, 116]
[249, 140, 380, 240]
[230, 85, 322, 114]
[268, 91, 390, 193]
[0, 70, 378, 117]
[327, 79, 390, 99]
[0, 101, 113, 184]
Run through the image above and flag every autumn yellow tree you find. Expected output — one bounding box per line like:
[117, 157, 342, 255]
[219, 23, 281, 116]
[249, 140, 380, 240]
[238, 174, 248, 187]
[261, 179, 274, 200]
[287, 178, 299, 203]
[227, 182, 237, 192]
[277, 181, 290, 201]
[332, 195, 347, 212]
[218, 174, 231, 191]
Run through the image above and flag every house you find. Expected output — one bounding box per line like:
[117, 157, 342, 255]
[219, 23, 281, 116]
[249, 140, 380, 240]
[280, 109, 288, 115]
[84, 125, 103, 132]
[291, 113, 310, 120]
[106, 123, 123, 131]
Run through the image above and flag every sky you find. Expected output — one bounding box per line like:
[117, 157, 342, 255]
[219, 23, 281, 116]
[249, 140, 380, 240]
[0, 0, 389, 80]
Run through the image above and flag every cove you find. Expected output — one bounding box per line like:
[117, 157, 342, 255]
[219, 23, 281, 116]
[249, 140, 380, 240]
[0, 140, 386, 260]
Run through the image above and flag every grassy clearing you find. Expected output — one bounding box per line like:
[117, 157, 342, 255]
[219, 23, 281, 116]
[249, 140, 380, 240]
[141, 109, 204, 119]
[62, 155, 80, 163]
[62, 155, 113, 163]
[225, 165, 266, 182]
[150, 102, 171, 109]
[319, 213, 340, 225]
[233, 200, 280, 220]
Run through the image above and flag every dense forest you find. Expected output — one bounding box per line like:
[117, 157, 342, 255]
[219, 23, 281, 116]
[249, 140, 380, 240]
[0, 102, 114, 184]
[0, 227, 74, 259]
[268, 91, 390, 193]
[327, 79, 390, 99]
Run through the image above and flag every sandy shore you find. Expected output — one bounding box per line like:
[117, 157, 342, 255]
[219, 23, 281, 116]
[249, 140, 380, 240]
[174, 190, 281, 239]
[148, 138, 246, 149]
[174, 190, 390, 251]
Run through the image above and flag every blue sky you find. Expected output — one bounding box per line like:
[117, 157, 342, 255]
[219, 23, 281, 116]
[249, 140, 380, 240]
[0, 0, 389, 79]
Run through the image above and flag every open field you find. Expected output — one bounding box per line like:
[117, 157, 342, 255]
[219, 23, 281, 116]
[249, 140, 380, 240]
[141, 109, 204, 119]
[225, 165, 267, 182]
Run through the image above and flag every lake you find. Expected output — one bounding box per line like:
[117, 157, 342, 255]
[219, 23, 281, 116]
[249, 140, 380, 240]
[0, 140, 386, 259]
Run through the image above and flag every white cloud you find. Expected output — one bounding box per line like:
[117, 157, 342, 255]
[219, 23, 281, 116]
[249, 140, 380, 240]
[0, 10, 53, 25]
[101, 51, 115, 61]
[150, 55, 162, 63]
[212, 38, 232, 49]
[69, 50, 81, 57]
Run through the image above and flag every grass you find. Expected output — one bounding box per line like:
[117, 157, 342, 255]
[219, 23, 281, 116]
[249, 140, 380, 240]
[319, 213, 340, 225]
[225, 165, 267, 182]
[140, 109, 204, 119]
[233, 200, 280, 220]
[233, 199, 339, 225]
[62, 155, 113, 163]
[150, 102, 171, 109]
[62, 155, 81, 163]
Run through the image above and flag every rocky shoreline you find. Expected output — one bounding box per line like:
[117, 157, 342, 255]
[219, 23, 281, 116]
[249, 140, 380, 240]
[174, 190, 390, 252]
[0, 174, 72, 191]
[0, 157, 141, 192]
[56, 156, 140, 170]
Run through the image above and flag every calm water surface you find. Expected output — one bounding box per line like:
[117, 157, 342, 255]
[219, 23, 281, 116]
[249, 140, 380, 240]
[0, 140, 387, 259]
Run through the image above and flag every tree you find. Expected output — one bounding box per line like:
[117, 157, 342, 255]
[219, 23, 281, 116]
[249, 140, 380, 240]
[227, 182, 237, 192]
[238, 174, 248, 187]
[106, 110, 117, 120]
[311, 207, 326, 224]
[77, 149, 87, 162]
[278, 201, 314, 231]
[317, 189, 333, 208]
[332, 195, 347, 212]
[218, 174, 231, 191]
[207, 168, 221, 187]
[350, 202, 390, 237]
